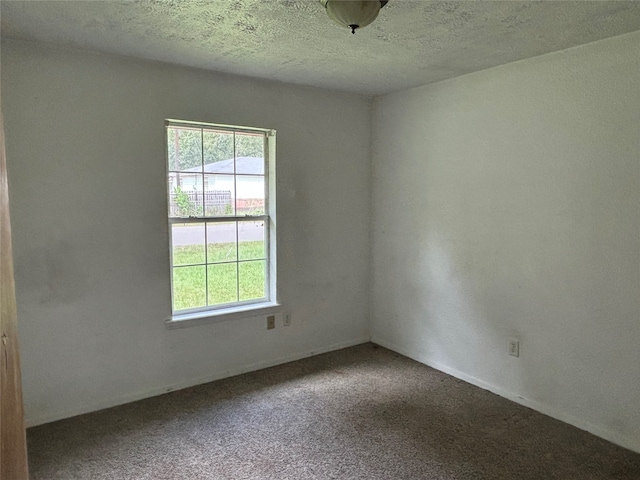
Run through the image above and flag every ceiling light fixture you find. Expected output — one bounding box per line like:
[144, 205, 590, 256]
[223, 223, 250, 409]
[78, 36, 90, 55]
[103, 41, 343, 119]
[320, 1, 389, 34]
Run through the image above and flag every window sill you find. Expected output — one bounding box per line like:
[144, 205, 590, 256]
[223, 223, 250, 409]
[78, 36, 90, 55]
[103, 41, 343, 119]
[165, 302, 282, 330]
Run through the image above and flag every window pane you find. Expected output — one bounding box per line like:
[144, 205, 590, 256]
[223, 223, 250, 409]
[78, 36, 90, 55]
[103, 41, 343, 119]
[167, 127, 203, 172]
[203, 174, 234, 216]
[235, 132, 265, 171]
[235, 156, 264, 175]
[238, 260, 266, 301]
[172, 223, 205, 266]
[203, 129, 234, 165]
[207, 264, 238, 306]
[238, 221, 265, 261]
[236, 175, 265, 215]
[168, 173, 203, 217]
[206, 222, 237, 263]
[167, 123, 273, 314]
[173, 265, 206, 311]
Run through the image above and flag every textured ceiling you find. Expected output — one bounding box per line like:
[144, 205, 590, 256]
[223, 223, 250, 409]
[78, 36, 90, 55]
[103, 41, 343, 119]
[2, 0, 640, 96]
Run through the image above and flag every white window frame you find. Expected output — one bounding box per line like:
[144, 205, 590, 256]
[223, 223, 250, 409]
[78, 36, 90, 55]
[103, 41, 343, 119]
[165, 120, 279, 328]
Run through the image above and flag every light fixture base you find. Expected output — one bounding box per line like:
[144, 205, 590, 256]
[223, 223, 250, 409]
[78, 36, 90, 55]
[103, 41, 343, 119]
[320, 1, 389, 34]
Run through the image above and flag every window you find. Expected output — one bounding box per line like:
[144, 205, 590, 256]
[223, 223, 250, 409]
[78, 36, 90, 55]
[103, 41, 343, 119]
[166, 120, 276, 318]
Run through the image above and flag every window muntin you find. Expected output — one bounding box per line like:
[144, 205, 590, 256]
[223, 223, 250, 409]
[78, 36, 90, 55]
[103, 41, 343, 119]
[166, 121, 273, 315]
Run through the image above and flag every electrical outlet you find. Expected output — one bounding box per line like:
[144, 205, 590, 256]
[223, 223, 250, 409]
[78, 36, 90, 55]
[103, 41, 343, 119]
[508, 338, 520, 357]
[283, 312, 292, 327]
[267, 315, 275, 330]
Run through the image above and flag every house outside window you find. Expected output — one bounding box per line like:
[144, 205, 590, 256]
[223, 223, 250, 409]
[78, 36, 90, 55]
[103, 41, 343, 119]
[166, 120, 276, 318]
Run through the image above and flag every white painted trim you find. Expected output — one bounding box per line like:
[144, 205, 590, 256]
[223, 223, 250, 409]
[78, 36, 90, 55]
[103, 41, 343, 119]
[166, 302, 282, 329]
[25, 337, 370, 427]
[371, 336, 640, 455]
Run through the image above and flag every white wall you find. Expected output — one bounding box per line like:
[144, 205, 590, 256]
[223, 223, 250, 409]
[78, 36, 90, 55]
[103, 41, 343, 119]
[371, 31, 640, 453]
[1, 40, 372, 426]
[3, 31, 639, 454]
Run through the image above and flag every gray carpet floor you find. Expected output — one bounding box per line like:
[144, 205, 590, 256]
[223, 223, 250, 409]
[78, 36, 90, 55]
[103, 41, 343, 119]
[27, 343, 640, 479]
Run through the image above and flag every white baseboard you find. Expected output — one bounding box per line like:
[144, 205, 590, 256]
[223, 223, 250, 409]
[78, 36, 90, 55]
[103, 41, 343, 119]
[371, 335, 640, 455]
[26, 336, 370, 428]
